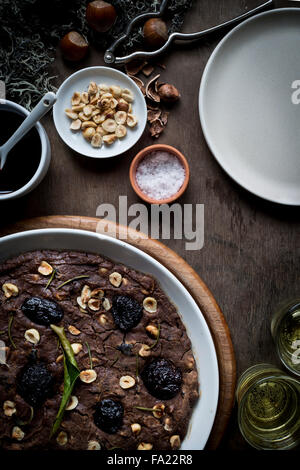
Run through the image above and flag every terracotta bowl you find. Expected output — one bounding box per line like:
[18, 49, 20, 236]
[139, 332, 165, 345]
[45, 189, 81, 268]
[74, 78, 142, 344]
[129, 144, 190, 204]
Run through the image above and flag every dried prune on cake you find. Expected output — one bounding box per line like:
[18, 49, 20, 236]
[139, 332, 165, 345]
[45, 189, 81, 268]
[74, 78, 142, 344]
[93, 398, 124, 434]
[17, 362, 54, 407]
[141, 358, 182, 400]
[21, 297, 64, 326]
[111, 295, 143, 332]
[117, 342, 134, 356]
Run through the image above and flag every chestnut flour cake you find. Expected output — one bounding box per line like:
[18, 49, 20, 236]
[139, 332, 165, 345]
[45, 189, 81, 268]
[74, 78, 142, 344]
[0, 250, 199, 450]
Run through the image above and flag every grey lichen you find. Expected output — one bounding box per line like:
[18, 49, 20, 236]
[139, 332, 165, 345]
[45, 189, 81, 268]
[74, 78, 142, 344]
[0, 0, 193, 109]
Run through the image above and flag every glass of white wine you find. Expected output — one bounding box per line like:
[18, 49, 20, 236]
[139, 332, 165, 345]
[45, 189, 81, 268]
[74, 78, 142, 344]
[236, 364, 300, 450]
[271, 298, 300, 376]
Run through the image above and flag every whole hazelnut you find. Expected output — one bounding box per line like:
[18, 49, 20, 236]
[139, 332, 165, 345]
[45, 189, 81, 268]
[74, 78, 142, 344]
[143, 18, 168, 49]
[158, 84, 180, 104]
[86, 1, 117, 33]
[60, 31, 89, 62]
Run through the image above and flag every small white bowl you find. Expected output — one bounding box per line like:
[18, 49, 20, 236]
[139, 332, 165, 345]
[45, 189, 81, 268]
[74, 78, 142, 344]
[0, 99, 51, 201]
[53, 67, 147, 159]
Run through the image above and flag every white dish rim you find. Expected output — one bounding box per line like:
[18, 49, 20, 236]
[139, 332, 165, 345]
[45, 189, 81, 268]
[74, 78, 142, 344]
[199, 7, 300, 206]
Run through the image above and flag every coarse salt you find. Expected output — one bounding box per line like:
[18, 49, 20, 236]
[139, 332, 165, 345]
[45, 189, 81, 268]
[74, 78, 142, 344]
[136, 151, 185, 201]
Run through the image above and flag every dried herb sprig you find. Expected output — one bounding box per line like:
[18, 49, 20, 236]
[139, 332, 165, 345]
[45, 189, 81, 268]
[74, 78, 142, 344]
[85, 341, 93, 370]
[134, 406, 156, 413]
[149, 323, 161, 350]
[15, 406, 34, 426]
[44, 268, 57, 290]
[8, 314, 16, 349]
[135, 353, 140, 378]
[57, 275, 89, 290]
[110, 354, 120, 368]
[50, 325, 80, 437]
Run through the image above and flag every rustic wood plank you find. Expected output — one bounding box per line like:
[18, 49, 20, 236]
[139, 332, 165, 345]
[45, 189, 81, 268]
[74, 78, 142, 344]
[1, 0, 300, 450]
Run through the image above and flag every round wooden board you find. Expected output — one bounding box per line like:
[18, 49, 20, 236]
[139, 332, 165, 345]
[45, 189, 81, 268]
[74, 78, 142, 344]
[0, 215, 236, 450]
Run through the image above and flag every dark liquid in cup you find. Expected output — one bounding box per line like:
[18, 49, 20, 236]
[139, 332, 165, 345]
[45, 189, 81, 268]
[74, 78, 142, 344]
[0, 109, 41, 194]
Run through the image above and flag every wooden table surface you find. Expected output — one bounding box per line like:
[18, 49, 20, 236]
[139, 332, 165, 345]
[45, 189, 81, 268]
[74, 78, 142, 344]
[1, 0, 300, 450]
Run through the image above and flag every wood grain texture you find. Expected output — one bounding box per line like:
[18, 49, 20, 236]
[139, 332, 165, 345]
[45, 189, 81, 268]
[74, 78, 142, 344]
[1, 0, 300, 450]
[0, 214, 236, 450]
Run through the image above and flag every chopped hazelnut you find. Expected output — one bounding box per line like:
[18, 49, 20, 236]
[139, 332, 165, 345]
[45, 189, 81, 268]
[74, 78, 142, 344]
[3, 400, 16, 417]
[2, 282, 19, 298]
[70, 119, 82, 130]
[143, 297, 157, 313]
[38, 261, 53, 276]
[24, 328, 40, 345]
[115, 124, 127, 138]
[137, 442, 153, 450]
[114, 111, 127, 125]
[145, 324, 159, 338]
[109, 272, 122, 287]
[83, 104, 93, 117]
[119, 375, 135, 389]
[81, 92, 89, 104]
[99, 314, 108, 326]
[87, 440, 101, 450]
[91, 288, 104, 299]
[66, 395, 78, 411]
[81, 285, 91, 303]
[110, 85, 122, 98]
[71, 343, 83, 355]
[127, 114, 138, 128]
[77, 296, 87, 310]
[56, 431, 68, 446]
[80, 369, 97, 383]
[170, 435, 181, 449]
[164, 417, 172, 432]
[88, 81, 98, 95]
[102, 298, 111, 311]
[65, 109, 78, 120]
[138, 344, 151, 358]
[102, 118, 117, 133]
[88, 298, 101, 312]
[131, 423, 141, 435]
[68, 325, 81, 336]
[56, 354, 64, 364]
[91, 133, 103, 148]
[121, 89, 134, 103]
[72, 104, 85, 112]
[152, 403, 165, 419]
[82, 127, 96, 141]
[71, 92, 81, 106]
[12, 426, 24, 441]
[81, 120, 97, 129]
[103, 133, 117, 145]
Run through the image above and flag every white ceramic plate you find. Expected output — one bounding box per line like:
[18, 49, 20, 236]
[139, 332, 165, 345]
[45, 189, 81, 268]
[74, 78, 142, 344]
[53, 67, 147, 159]
[0, 229, 219, 450]
[200, 8, 300, 205]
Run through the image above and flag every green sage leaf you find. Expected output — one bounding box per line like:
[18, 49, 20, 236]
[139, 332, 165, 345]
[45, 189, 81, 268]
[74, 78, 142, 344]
[50, 325, 80, 437]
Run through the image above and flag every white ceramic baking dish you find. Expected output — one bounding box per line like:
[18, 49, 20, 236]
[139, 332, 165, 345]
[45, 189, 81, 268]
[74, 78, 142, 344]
[0, 229, 219, 449]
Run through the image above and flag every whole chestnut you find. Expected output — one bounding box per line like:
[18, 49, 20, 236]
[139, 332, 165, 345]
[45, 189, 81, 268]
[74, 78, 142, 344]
[86, 1, 117, 33]
[158, 83, 180, 103]
[143, 18, 168, 49]
[60, 31, 89, 62]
